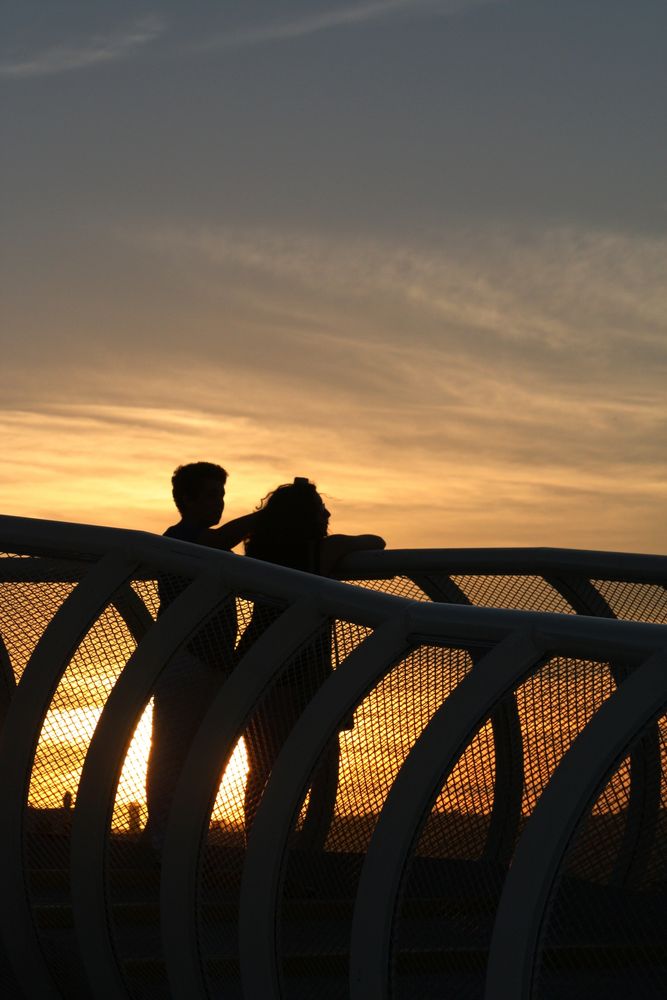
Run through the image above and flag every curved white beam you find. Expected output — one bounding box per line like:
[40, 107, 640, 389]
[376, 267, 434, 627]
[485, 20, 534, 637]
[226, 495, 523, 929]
[543, 573, 615, 619]
[348, 629, 545, 1000]
[161, 598, 328, 1000]
[71, 573, 231, 1000]
[111, 583, 155, 643]
[233, 608, 667, 1000]
[238, 615, 412, 1000]
[0, 512, 665, 1000]
[0, 634, 14, 730]
[337, 544, 667, 586]
[0, 552, 138, 999]
[3, 514, 666, 589]
[483, 691, 525, 864]
[484, 647, 667, 1000]
[543, 574, 663, 888]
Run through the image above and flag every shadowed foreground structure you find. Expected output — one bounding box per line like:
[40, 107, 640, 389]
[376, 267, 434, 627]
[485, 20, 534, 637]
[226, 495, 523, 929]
[0, 514, 666, 999]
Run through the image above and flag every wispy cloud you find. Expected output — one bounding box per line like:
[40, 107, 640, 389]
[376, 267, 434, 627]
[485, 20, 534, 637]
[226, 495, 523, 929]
[133, 222, 667, 362]
[4, 218, 665, 550]
[0, 15, 164, 79]
[198, 0, 494, 51]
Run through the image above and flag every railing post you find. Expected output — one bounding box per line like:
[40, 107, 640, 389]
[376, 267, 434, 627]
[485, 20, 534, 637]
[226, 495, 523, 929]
[349, 629, 544, 1000]
[238, 616, 412, 1000]
[161, 599, 329, 1000]
[485, 648, 667, 1000]
[0, 552, 138, 999]
[71, 573, 230, 1000]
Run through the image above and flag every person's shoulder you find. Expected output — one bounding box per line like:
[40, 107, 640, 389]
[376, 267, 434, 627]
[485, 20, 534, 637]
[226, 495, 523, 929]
[163, 521, 203, 543]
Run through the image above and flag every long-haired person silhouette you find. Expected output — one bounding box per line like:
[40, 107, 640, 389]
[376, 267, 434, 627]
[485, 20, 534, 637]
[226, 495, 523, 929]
[238, 477, 385, 842]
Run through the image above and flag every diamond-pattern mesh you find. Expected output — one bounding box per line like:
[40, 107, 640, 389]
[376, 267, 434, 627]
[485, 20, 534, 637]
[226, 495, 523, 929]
[26, 588, 150, 996]
[0, 553, 89, 681]
[0, 546, 664, 1000]
[0, 552, 91, 997]
[591, 579, 667, 624]
[196, 601, 329, 1000]
[269, 643, 473, 999]
[346, 576, 431, 602]
[452, 574, 575, 614]
[536, 710, 667, 1000]
[391, 654, 622, 1000]
[517, 658, 617, 817]
[107, 577, 246, 1000]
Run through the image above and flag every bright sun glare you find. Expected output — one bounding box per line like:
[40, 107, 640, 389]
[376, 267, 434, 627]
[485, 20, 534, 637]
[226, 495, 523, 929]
[114, 702, 249, 829]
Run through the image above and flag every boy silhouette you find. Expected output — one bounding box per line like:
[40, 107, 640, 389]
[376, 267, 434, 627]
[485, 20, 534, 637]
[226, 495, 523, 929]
[144, 462, 256, 852]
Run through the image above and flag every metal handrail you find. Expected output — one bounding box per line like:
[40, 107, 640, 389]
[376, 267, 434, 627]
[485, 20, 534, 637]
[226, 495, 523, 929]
[1, 514, 666, 1000]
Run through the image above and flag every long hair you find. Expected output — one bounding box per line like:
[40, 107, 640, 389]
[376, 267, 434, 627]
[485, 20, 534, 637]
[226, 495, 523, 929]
[245, 479, 328, 568]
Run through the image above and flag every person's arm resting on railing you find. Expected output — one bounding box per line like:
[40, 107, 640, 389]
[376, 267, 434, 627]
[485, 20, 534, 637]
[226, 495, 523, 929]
[320, 534, 386, 577]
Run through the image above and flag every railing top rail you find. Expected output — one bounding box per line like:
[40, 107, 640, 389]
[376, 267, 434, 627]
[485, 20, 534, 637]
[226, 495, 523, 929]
[2, 514, 665, 584]
[0, 515, 666, 663]
[337, 546, 667, 584]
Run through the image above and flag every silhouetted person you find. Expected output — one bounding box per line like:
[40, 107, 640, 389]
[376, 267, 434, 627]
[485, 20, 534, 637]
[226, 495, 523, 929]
[237, 477, 385, 840]
[144, 462, 257, 852]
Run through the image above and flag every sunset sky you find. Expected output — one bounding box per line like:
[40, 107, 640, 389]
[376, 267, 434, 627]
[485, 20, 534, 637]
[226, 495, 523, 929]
[2, 0, 666, 552]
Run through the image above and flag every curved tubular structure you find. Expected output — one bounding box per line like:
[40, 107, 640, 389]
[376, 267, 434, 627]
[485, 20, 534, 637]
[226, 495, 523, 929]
[160, 598, 329, 1000]
[0, 634, 14, 729]
[110, 583, 155, 643]
[348, 629, 545, 1000]
[238, 615, 412, 999]
[0, 513, 665, 1000]
[0, 551, 139, 999]
[70, 574, 232, 1000]
[237, 609, 666, 999]
[485, 649, 667, 1000]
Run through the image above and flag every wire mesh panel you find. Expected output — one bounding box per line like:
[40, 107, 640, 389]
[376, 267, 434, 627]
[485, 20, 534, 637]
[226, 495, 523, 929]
[591, 580, 667, 624]
[345, 576, 432, 602]
[0, 556, 95, 1000]
[534, 711, 667, 1000]
[0, 553, 89, 684]
[130, 578, 160, 623]
[27, 595, 143, 994]
[1, 520, 666, 1000]
[389, 654, 623, 1000]
[452, 574, 575, 615]
[517, 657, 617, 818]
[100, 571, 246, 1000]
[195, 602, 331, 1000]
[269, 642, 473, 999]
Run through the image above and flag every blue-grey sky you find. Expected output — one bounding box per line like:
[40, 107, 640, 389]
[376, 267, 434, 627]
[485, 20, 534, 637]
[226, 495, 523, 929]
[2, 0, 666, 550]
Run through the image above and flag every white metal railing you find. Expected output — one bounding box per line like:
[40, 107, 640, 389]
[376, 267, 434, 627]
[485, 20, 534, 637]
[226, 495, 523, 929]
[0, 514, 665, 1000]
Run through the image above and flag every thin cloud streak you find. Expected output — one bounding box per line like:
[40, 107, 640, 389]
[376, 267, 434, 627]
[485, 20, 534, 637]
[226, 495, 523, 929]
[134, 222, 667, 359]
[197, 0, 495, 51]
[2, 392, 664, 552]
[3, 222, 665, 551]
[0, 15, 164, 78]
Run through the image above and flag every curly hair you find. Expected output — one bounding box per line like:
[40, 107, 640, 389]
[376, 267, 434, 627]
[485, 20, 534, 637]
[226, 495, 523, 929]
[245, 478, 328, 566]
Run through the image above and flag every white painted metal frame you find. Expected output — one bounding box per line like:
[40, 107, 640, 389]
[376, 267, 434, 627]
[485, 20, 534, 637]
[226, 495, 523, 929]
[0, 551, 139, 998]
[485, 647, 667, 1000]
[70, 573, 231, 999]
[238, 615, 412, 999]
[0, 634, 14, 728]
[348, 629, 545, 1000]
[159, 598, 328, 999]
[0, 514, 665, 1000]
[236, 608, 667, 1000]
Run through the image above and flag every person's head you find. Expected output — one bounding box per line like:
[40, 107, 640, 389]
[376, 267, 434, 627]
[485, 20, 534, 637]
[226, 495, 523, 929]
[171, 462, 227, 527]
[247, 477, 330, 550]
